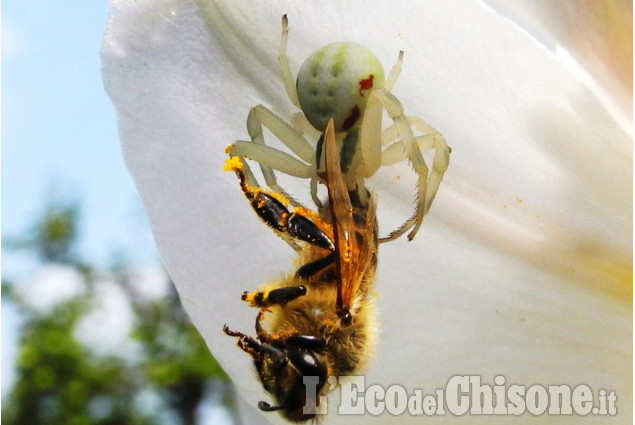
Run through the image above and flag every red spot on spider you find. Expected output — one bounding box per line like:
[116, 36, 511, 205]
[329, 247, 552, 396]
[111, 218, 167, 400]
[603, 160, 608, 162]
[358, 75, 374, 96]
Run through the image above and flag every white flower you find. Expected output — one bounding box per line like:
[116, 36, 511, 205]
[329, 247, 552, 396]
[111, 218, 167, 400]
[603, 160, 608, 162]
[102, 1, 631, 423]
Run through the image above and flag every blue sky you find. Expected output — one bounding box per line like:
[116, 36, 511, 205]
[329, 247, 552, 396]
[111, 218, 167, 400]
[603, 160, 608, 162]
[2, 1, 157, 268]
[2, 1, 160, 398]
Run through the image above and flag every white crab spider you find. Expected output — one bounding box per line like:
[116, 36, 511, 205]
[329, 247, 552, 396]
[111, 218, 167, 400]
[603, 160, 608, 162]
[228, 15, 450, 242]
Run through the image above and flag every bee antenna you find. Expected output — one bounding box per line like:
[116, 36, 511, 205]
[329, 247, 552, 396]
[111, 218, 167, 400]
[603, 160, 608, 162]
[258, 401, 284, 411]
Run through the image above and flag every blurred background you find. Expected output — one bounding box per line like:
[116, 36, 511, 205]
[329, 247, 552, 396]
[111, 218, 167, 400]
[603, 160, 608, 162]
[2, 3, 239, 424]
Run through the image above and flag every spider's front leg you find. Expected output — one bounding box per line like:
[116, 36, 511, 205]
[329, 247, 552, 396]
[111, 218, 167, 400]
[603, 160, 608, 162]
[279, 14, 300, 109]
[227, 15, 324, 205]
[360, 87, 450, 242]
[228, 105, 315, 194]
[227, 103, 328, 208]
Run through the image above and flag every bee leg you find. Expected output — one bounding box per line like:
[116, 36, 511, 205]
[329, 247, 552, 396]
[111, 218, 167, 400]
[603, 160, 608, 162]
[225, 155, 334, 252]
[222, 324, 261, 360]
[295, 252, 336, 278]
[242, 285, 307, 307]
[251, 192, 333, 250]
[255, 308, 273, 343]
[253, 308, 302, 346]
[286, 334, 326, 350]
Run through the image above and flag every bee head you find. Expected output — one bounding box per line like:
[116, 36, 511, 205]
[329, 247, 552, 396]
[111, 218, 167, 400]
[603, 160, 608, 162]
[255, 338, 328, 422]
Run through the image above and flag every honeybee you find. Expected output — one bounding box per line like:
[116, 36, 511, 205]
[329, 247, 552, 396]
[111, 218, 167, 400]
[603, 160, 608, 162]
[223, 119, 378, 422]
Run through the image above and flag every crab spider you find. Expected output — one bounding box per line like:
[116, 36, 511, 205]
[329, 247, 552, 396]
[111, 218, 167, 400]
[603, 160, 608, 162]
[227, 15, 450, 242]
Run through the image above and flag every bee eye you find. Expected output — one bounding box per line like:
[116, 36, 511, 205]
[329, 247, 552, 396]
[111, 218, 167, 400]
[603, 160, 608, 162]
[287, 347, 327, 386]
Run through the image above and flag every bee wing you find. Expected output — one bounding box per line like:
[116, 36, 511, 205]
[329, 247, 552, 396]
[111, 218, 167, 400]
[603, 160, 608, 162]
[323, 119, 372, 316]
[358, 190, 378, 282]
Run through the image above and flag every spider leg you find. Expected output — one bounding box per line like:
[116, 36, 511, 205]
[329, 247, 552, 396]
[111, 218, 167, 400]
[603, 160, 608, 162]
[227, 104, 317, 205]
[362, 88, 432, 241]
[279, 15, 301, 108]
[289, 112, 324, 207]
[384, 50, 404, 91]
[231, 139, 313, 180]
[276, 16, 327, 209]
[309, 176, 323, 209]
[359, 93, 383, 178]
[358, 50, 404, 177]
[292, 112, 321, 141]
[237, 104, 315, 167]
[382, 116, 450, 215]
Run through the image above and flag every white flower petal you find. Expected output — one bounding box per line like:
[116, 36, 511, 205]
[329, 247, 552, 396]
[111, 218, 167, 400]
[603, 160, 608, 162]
[102, 1, 631, 423]
[483, 0, 633, 126]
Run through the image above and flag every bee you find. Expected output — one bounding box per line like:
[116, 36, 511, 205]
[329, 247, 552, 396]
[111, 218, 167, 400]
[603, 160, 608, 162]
[223, 119, 378, 422]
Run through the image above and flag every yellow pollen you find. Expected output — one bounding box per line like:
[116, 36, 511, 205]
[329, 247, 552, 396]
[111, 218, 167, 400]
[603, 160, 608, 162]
[223, 156, 244, 172]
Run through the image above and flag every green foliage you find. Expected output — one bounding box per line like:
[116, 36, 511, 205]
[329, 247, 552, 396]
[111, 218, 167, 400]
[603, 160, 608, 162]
[35, 201, 79, 263]
[2, 196, 235, 425]
[3, 299, 149, 425]
[3, 197, 81, 265]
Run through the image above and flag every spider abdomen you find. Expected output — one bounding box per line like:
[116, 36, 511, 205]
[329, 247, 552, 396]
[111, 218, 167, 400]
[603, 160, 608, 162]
[297, 42, 385, 133]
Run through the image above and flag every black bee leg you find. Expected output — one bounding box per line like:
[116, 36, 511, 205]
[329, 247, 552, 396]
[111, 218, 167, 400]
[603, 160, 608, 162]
[249, 191, 334, 251]
[242, 285, 307, 307]
[222, 324, 261, 359]
[286, 334, 326, 350]
[295, 252, 336, 278]
[224, 155, 334, 252]
[286, 211, 334, 250]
